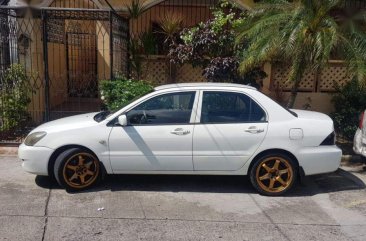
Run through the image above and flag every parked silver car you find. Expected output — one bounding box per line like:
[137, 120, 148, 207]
[354, 110, 366, 160]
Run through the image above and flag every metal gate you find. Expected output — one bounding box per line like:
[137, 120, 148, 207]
[0, 6, 129, 144]
[66, 26, 98, 98]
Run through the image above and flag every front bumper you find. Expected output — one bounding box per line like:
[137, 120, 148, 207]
[353, 128, 366, 157]
[298, 145, 342, 176]
[18, 143, 54, 176]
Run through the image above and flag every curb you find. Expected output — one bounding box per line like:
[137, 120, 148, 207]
[0, 146, 19, 156]
[341, 154, 365, 164]
[337, 168, 366, 187]
[341, 155, 353, 163]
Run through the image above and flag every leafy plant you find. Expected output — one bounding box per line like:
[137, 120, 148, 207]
[139, 30, 157, 56]
[331, 78, 366, 141]
[0, 64, 31, 132]
[129, 30, 157, 80]
[100, 78, 153, 111]
[235, 0, 366, 108]
[126, 0, 146, 19]
[169, 0, 266, 84]
[157, 11, 183, 45]
[129, 38, 143, 80]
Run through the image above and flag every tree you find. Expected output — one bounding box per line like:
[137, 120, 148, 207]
[169, 1, 266, 85]
[235, 0, 366, 108]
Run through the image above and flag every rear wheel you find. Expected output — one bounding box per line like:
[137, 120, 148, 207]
[54, 148, 100, 191]
[250, 153, 297, 196]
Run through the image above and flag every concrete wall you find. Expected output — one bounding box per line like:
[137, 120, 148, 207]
[262, 62, 336, 114]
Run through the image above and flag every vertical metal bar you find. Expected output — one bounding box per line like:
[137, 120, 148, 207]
[66, 32, 70, 94]
[94, 30, 98, 86]
[41, 10, 50, 121]
[126, 18, 131, 78]
[109, 11, 114, 80]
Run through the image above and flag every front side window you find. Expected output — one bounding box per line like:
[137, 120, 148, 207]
[201, 91, 266, 124]
[127, 92, 196, 125]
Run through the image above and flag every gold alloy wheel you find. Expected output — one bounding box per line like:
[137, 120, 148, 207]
[255, 157, 294, 194]
[62, 153, 99, 189]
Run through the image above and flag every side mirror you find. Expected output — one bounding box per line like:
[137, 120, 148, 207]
[117, 115, 127, 126]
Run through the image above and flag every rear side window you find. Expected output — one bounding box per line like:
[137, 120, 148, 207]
[127, 92, 196, 125]
[201, 91, 266, 124]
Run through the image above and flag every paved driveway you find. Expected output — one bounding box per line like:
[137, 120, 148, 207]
[1, 156, 366, 241]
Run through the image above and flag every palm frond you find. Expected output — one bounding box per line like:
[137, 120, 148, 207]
[235, 0, 366, 107]
[157, 11, 183, 42]
[126, 0, 146, 19]
[338, 33, 366, 82]
[236, 0, 366, 80]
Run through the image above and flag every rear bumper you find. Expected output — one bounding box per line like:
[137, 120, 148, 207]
[298, 145, 342, 175]
[354, 128, 366, 157]
[18, 143, 54, 176]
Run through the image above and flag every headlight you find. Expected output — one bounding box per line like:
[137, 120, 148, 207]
[24, 132, 47, 146]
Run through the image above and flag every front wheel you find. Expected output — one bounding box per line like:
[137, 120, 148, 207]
[250, 153, 298, 196]
[54, 148, 100, 191]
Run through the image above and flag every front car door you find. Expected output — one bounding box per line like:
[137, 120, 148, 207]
[108, 91, 198, 172]
[193, 91, 268, 171]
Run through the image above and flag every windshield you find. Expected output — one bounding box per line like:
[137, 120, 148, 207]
[265, 94, 298, 117]
[93, 91, 154, 122]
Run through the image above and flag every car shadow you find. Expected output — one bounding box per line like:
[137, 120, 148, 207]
[35, 174, 257, 194]
[35, 168, 365, 197]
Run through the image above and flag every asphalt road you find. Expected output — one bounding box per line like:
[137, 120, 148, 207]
[1, 156, 366, 241]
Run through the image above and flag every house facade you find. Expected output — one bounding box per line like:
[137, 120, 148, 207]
[0, 0, 364, 143]
[1, 0, 256, 124]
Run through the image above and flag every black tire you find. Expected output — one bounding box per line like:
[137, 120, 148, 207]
[53, 148, 101, 191]
[250, 153, 298, 196]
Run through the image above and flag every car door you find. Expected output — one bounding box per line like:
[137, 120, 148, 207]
[193, 91, 268, 171]
[108, 91, 197, 172]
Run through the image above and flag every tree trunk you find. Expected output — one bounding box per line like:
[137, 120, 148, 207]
[286, 78, 300, 109]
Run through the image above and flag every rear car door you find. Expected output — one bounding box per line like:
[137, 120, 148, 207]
[193, 91, 268, 171]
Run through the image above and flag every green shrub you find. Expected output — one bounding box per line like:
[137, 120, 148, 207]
[100, 78, 153, 111]
[331, 79, 366, 141]
[0, 64, 31, 131]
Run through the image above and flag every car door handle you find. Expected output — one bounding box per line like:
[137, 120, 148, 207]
[171, 128, 190, 135]
[245, 126, 264, 134]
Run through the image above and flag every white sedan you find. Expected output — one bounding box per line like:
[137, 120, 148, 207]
[19, 83, 342, 195]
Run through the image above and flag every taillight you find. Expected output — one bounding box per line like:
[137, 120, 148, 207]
[320, 131, 335, 145]
[360, 111, 365, 129]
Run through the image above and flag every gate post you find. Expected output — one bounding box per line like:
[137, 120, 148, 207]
[41, 9, 50, 121]
[109, 11, 114, 80]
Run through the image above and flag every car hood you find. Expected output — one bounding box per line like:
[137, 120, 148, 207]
[290, 109, 332, 122]
[31, 112, 99, 133]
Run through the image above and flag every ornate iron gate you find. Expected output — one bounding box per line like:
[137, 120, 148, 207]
[0, 6, 129, 144]
[66, 24, 98, 98]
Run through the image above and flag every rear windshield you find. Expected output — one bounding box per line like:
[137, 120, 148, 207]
[286, 109, 298, 117]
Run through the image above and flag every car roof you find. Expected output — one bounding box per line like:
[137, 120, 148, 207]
[154, 82, 257, 91]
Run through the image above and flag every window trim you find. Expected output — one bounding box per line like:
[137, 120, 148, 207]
[116, 90, 199, 126]
[196, 90, 268, 124]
